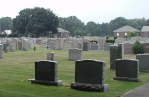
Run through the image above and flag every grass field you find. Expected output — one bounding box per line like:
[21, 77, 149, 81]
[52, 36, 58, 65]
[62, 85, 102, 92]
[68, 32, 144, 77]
[0, 46, 149, 97]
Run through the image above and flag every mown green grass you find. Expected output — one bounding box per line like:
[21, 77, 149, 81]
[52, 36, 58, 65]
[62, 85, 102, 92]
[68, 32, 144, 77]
[0, 46, 148, 97]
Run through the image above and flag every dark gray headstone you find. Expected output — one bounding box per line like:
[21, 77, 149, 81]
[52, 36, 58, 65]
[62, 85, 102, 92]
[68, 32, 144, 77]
[83, 42, 89, 51]
[0, 44, 3, 58]
[118, 43, 124, 58]
[71, 60, 109, 92]
[31, 60, 63, 86]
[113, 59, 140, 82]
[110, 44, 122, 69]
[3, 43, 9, 53]
[136, 54, 149, 72]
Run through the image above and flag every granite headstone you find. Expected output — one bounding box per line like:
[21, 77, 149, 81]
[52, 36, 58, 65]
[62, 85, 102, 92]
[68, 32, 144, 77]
[0, 44, 3, 58]
[31, 60, 63, 86]
[71, 60, 109, 92]
[68, 48, 82, 61]
[110, 44, 123, 69]
[83, 42, 89, 51]
[47, 52, 55, 61]
[136, 54, 149, 72]
[113, 59, 140, 82]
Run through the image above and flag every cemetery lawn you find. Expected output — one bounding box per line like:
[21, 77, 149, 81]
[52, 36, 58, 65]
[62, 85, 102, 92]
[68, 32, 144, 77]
[0, 47, 149, 97]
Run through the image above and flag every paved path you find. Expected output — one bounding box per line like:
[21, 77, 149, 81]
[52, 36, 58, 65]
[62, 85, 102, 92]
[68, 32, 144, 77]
[122, 82, 149, 97]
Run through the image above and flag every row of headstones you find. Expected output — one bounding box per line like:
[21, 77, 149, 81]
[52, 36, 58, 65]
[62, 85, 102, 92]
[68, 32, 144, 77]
[46, 49, 82, 61]
[110, 44, 149, 72]
[41, 37, 143, 54]
[30, 58, 142, 92]
[0, 38, 35, 51]
[0, 40, 34, 59]
[46, 38, 141, 54]
[46, 38, 106, 51]
[48, 40, 101, 51]
[48, 44, 149, 75]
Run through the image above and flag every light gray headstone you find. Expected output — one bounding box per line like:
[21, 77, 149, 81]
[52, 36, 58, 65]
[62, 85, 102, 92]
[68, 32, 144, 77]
[22, 39, 32, 51]
[90, 44, 99, 50]
[104, 43, 113, 51]
[47, 52, 55, 61]
[49, 41, 56, 50]
[68, 48, 82, 61]
[64, 41, 72, 50]
[77, 42, 83, 50]
[123, 43, 133, 54]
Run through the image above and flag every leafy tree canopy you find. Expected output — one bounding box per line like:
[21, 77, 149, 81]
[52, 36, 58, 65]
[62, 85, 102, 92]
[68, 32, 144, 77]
[59, 16, 85, 36]
[0, 17, 12, 33]
[13, 7, 59, 37]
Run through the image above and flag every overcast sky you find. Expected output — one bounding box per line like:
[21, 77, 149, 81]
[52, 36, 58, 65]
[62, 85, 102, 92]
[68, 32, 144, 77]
[0, 0, 149, 24]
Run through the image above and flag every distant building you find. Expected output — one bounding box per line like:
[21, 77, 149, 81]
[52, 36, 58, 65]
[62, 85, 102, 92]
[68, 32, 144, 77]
[49, 28, 70, 38]
[113, 25, 140, 37]
[57, 28, 70, 38]
[139, 26, 149, 37]
[2, 30, 12, 35]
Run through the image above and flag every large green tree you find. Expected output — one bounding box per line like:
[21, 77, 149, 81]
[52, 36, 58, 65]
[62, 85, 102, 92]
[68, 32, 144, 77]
[59, 16, 85, 36]
[13, 7, 59, 37]
[85, 21, 97, 36]
[108, 17, 128, 35]
[128, 18, 146, 30]
[100, 23, 109, 36]
[0, 17, 12, 33]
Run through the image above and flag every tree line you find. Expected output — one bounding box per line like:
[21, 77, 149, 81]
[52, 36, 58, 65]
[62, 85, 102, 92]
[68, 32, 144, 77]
[59, 16, 149, 37]
[0, 7, 149, 37]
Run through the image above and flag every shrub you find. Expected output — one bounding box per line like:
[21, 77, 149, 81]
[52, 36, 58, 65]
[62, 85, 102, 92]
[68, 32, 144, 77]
[128, 32, 136, 37]
[114, 36, 117, 40]
[106, 36, 109, 39]
[133, 41, 144, 54]
[7, 33, 18, 37]
[0, 33, 7, 37]
[106, 39, 115, 44]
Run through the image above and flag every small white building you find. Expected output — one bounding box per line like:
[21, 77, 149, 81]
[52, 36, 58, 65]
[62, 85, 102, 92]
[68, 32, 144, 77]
[2, 30, 12, 35]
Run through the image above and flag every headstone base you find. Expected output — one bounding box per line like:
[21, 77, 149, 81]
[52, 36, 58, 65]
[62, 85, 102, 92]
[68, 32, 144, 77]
[68, 59, 81, 61]
[31, 79, 63, 86]
[113, 77, 141, 82]
[71, 82, 109, 92]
